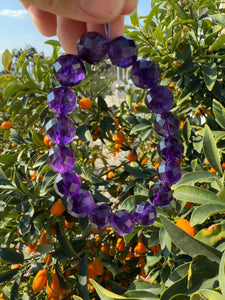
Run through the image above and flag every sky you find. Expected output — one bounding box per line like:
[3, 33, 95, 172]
[0, 0, 150, 65]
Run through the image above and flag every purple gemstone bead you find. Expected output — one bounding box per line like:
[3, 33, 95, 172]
[109, 209, 135, 236]
[47, 86, 77, 115]
[145, 85, 174, 114]
[157, 137, 184, 161]
[157, 161, 182, 185]
[154, 112, 180, 137]
[131, 59, 160, 89]
[133, 201, 157, 225]
[77, 32, 108, 64]
[108, 36, 138, 68]
[47, 145, 75, 173]
[89, 202, 112, 230]
[54, 170, 81, 197]
[53, 54, 86, 87]
[46, 115, 76, 145]
[67, 189, 94, 218]
[149, 182, 173, 207]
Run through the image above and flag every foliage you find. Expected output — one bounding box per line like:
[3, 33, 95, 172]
[0, 0, 225, 299]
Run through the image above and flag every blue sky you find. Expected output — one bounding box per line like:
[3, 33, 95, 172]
[0, 0, 150, 64]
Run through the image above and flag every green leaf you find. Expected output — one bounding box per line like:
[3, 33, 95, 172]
[211, 14, 225, 27]
[120, 195, 148, 212]
[98, 96, 108, 111]
[101, 258, 122, 278]
[90, 279, 129, 300]
[0, 269, 19, 283]
[195, 222, 225, 247]
[130, 123, 151, 135]
[202, 61, 217, 91]
[174, 171, 218, 187]
[173, 2, 189, 19]
[219, 250, 225, 296]
[210, 34, 225, 51]
[191, 203, 225, 227]
[0, 248, 24, 263]
[10, 274, 21, 300]
[2, 49, 12, 72]
[55, 222, 77, 258]
[165, 263, 190, 287]
[191, 289, 225, 300]
[173, 185, 222, 205]
[213, 99, 225, 130]
[124, 289, 158, 299]
[72, 297, 84, 300]
[45, 39, 61, 47]
[153, 27, 164, 43]
[18, 205, 34, 235]
[170, 295, 190, 300]
[203, 125, 223, 175]
[78, 253, 89, 300]
[130, 10, 139, 27]
[159, 215, 222, 263]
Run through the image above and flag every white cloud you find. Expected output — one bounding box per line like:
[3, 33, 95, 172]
[0, 9, 28, 19]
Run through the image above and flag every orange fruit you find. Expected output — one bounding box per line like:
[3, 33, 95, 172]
[27, 241, 37, 253]
[107, 171, 114, 179]
[134, 103, 142, 112]
[180, 121, 185, 129]
[64, 220, 73, 228]
[43, 134, 54, 147]
[11, 264, 20, 269]
[112, 116, 119, 128]
[50, 199, 65, 216]
[222, 162, 225, 170]
[134, 241, 147, 256]
[116, 237, 125, 252]
[91, 227, 99, 234]
[100, 244, 108, 256]
[150, 244, 161, 255]
[169, 82, 175, 88]
[94, 235, 101, 247]
[43, 254, 52, 264]
[114, 131, 125, 144]
[92, 258, 104, 275]
[184, 202, 193, 209]
[32, 269, 48, 293]
[92, 126, 100, 141]
[39, 229, 50, 244]
[125, 252, 134, 261]
[128, 151, 137, 162]
[210, 167, 217, 174]
[79, 97, 92, 110]
[141, 158, 148, 165]
[114, 143, 121, 152]
[87, 264, 96, 281]
[1, 121, 13, 129]
[46, 270, 60, 298]
[176, 218, 196, 236]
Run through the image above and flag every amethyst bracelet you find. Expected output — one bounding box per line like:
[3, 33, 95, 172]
[45, 25, 183, 236]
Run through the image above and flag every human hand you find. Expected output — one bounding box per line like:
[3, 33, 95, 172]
[20, 0, 138, 54]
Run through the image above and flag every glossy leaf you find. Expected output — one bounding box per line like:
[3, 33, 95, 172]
[130, 10, 139, 27]
[190, 204, 225, 226]
[55, 222, 77, 258]
[191, 289, 225, 300]
[173, 185, 222, 204]
[195, 222, 225, 247]
[174, 171, 218, 187]
[2, 49, 12, 72]
[213, 99, 225, 130]
[160, 215, 222, 263]
[203, 125, 223, 175]
[170, 295, 190, 300]
[210, 34, 225, 52]
[90, 279, 128, 300]
[202, 61, 217, 91]
[219, 251, 225, 296]
[10, 274, 21, 300]
[0, 248, 24, 263]
[78, 253, 89, 300]
[0, 269, 19, 283]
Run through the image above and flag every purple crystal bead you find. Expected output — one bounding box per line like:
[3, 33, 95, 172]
[89, 202, 112, 230]
[47, 145, 75, 173]
[54, 170, 81, 197]
[77, 32, 108, 64]
[109, 209, 135, 236]
[149, 182, 173, 207]
[154, 112, 180, 137]
[145, 85, 174, 113]
[53, 54, 86, 87]
[47, 86, 77, 115]
[157, 137, 184, 161]
[157, 161, 182, 185]
[108, 36, 138, 68]
[133, 201, 157, 225]
[131, 59, 160, 89]
[67, 189, 94, 218]
[46, 115, 76, 145]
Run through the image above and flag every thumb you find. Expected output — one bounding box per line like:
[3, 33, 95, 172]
[20, 0, 126, 23]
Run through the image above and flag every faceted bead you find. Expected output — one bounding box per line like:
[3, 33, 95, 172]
[47, 145, 75, 173]
[77, 32, 108, 64]
[109, 209, 135, 236]
[131, 59, 160, 89]
[47, 86, 77, 115]
[46, 115, 76, 145]
[67, 189, 94, 218]
[54, 170, 81, 197]
[145, 85, 174, 113]
[157, 161, 182, 185]
[133, 201, 157, 225]
[157, 137, 184, 161]
[108, 36, 138, 68]
[53, 54, 86, 86]
[89, 202, 112, 230]
[154, 112, 180, 137]
[149, 182, 173, 207]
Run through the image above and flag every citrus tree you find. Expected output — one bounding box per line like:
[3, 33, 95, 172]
[1, 0, 225, 299]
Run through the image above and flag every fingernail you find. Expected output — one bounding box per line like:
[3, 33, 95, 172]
[80, 0, 124, 20]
